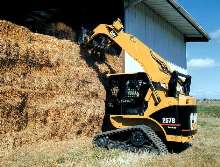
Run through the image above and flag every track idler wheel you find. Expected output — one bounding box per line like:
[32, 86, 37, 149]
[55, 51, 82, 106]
[93, 137, 108, 148]
[130, 131, 146, 147]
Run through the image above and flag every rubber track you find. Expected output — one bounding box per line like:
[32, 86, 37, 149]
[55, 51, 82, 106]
[140, 125, 168, 154]
[93, 125, 168, 154]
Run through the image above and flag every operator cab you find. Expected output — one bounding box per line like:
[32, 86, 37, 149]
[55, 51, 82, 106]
[105, 72, 150, 116]
[168, 71, 192, 97]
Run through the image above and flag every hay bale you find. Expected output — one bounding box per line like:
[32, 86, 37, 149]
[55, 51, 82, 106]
[0, 20, 123, 149]
[0, 20, 68, 67]
[0, 65, 29, 88]
[0, 38, 20, 64]
[46, 22, 77, 41]
[0, 20, 31, 42]
[0, 91, 28, 134]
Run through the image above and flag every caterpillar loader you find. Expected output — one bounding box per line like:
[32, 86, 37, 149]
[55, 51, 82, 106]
[83, 19, 197, 154]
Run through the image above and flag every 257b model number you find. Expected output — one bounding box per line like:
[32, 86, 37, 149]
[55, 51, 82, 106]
[162, 118, 176, 124]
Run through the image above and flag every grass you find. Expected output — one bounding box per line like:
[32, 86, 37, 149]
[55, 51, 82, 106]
[197, 100, 220, 118]
[1, 101, 220, 167]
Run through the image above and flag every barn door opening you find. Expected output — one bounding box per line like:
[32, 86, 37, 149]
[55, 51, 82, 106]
[0, 0, 124, 42]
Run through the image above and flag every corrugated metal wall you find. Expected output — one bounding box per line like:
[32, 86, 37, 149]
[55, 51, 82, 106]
[124, 1, 187, 72]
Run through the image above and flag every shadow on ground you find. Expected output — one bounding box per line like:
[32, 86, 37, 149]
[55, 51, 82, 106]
[167, 142, 192, 153]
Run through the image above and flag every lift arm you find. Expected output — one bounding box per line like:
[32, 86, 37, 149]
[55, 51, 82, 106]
[85, 19, 172, 84]
[84, 19, 191, 104]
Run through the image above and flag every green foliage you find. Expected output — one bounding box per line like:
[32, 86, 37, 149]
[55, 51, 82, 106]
[197, 103, 220, 118]
[56, 157, 65, 164]
[198, 105, 220, 113]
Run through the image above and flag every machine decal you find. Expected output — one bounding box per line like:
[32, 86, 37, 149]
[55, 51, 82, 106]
[190, 113, 197, 130]
[162, 117, 176, 124]
[161, 123, 181, 126]
[150, 105, 197, 136]
[110, 30, 117, 38]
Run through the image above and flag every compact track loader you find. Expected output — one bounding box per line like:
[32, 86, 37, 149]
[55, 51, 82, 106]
[83, 19, 197, 154]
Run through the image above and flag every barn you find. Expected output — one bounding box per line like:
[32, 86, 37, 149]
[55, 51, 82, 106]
[0, 0, 209, 73]
[123, 0, 209, 74]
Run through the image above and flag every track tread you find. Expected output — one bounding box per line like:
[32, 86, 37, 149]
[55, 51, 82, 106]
[139, 125, 168, 154]
[93, 125, 168, 154]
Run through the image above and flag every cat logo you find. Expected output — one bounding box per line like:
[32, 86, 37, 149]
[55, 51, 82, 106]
[190, 113, 197, 130]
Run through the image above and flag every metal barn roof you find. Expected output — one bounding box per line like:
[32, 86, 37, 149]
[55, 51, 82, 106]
[130, 0, 210, 42]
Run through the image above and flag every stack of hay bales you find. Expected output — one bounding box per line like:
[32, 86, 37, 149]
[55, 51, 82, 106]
[0, 20, 122, 148]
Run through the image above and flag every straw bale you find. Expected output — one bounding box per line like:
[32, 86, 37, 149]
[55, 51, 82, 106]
[0, 20, 31, 42]
[46, 22, 77, 41]
[0, 20, 122, 148]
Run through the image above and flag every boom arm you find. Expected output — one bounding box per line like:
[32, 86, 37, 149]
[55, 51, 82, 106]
[85, 19, 172, 84]
[84, 19, 191, 104]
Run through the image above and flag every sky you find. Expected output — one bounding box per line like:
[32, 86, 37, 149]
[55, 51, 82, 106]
[177, 0, 220, 99]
